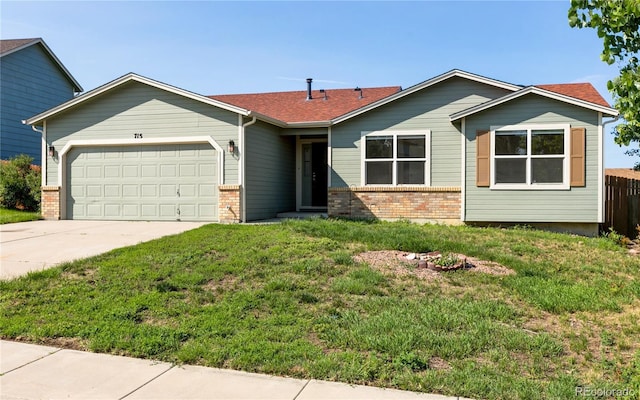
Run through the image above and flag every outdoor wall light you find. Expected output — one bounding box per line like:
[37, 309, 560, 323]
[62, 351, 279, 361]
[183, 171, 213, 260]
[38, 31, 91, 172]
[228, 140, 235, 154]
[48, 145, 55, 157]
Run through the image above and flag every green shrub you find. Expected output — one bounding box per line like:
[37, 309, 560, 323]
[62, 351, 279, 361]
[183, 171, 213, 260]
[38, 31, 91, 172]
[0, 155, 41, 211]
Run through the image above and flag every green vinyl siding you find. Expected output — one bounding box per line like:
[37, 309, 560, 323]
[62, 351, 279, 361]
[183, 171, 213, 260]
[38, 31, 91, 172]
[464, 94, 600, 223]
[331, 77, 511, 187]
[244, 121, 295, 221]
[1, 44, 76, 164]
[45, 81, 239, 185]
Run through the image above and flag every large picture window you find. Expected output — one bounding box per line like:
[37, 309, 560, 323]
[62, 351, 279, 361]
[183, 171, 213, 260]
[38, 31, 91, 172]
[362, 131, 430, 185]
[491, 124, 570, 189]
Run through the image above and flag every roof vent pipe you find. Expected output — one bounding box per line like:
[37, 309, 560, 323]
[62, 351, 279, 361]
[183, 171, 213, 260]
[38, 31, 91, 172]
[306, 78, 313, 100]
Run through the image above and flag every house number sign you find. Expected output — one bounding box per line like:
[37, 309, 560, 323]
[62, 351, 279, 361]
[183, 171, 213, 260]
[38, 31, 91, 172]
[134, 133, 143, 139]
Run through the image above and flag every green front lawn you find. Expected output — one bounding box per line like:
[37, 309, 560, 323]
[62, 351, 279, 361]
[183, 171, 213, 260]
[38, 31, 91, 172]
[0, 207, 41, 224]
[1, 219, 639, 399]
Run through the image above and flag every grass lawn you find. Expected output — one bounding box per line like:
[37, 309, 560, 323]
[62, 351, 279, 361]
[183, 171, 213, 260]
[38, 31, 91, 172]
[1, 219, 639, 399]
[0, 207, 41, 224]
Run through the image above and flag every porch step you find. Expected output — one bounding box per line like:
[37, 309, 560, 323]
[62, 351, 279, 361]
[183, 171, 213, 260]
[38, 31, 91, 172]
[276, 211, 328, 220]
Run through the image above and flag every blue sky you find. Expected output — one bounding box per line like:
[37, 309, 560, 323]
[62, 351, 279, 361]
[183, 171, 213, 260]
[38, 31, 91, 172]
[2, 0, 636, 167]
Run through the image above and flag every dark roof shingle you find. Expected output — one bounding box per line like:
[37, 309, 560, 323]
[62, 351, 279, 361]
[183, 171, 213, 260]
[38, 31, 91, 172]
[210, 86, 401, 124]
[536, 83, 611, 108]
[0, 38, 40, 55]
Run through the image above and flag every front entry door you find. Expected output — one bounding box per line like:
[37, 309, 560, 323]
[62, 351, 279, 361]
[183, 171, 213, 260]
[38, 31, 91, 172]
[301, 142, 327, 208]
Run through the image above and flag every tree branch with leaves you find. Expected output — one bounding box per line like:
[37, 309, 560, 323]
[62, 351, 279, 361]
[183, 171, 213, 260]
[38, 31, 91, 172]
[569, 0, 640, 163]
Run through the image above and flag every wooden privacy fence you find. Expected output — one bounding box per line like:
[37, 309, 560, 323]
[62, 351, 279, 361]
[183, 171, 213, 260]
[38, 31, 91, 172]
[605, 175, 640, 238]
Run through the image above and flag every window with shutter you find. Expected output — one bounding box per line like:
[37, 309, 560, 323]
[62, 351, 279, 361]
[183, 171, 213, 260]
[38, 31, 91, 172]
[483, 124, 575, 190]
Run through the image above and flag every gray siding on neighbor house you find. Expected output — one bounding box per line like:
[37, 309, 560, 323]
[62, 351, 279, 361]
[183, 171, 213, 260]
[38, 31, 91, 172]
[464, 95, 600, 223]
[1, 44, 76, 164]
[45, 81, 239, 185]
[244, 121, 295, 221]
[330, 77, 511, 187]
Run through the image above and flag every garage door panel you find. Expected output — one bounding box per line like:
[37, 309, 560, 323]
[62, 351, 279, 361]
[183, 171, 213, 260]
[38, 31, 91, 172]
[122, 204, 139, 217]
[141, 165, 156, 177]
[67, 144, 218, 221]
[86, 185, 102, 197]
[86, 166, 102, 178]
[123, 165, 139, 177]
[179, 184, 196, 197]
[199, 164, 216, 177]
[104, 204, 120, 217]
[160, 204, 176, 217]
[160, 184, 177, 197]
[104, 185, 120, 197]
[179, 204, 196, 218]
[104, 165, 120, 178]
[86, 203, 102, 217]
[180, 164, 196, 177]
[141, 185, 157, 197]
[122, 185, 139, 197]
[160, 164, 176, 177]
[199, 184, 216, 197]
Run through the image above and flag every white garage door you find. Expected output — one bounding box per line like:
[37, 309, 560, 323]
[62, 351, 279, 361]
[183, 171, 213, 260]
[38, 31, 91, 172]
[66, 143, 218, 221]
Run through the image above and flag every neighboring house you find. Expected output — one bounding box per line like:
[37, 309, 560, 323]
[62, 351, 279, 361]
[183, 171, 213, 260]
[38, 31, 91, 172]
[0, 38, 82, 164]
[26, 69, 617, 235]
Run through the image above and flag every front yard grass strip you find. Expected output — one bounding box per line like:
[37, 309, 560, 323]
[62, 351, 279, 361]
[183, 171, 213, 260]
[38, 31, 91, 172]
[1, 220, 639, 399]
[0, 207, 41, 224]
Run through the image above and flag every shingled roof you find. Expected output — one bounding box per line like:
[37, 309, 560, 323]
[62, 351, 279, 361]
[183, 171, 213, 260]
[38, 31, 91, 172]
[536, 83, 610, 108]
[210, 86, 401, 124]
[0, 38, 40, 55]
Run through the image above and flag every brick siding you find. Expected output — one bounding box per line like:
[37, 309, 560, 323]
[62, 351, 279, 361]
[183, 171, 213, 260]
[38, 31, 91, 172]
[218, 184, 241, 223]
[41, 186, 60, 220]
[328, 186, 461, 222]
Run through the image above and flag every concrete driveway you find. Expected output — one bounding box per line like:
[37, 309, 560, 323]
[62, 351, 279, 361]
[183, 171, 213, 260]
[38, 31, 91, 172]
[0, 220, 207, 280]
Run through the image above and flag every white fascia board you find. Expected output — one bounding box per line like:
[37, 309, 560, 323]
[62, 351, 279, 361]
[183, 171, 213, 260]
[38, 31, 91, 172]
[1, 39, 83, 92]
[450, 86, 619, 121]
[247, 111, 287, 128]
[287, 120, 332, 128]
[331, 69, 521, 125]
[26, 73, 251, 126]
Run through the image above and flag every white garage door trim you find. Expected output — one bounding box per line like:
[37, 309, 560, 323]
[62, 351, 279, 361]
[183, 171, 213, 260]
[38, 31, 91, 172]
[58, 136, 225, 187]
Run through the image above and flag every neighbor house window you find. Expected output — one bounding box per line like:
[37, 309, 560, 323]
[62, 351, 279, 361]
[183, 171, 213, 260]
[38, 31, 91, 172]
[362, 131, 430, 186]
[491, 124, 570, 189]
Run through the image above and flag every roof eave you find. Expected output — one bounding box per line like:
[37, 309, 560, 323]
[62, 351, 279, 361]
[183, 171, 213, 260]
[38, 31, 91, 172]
[286, 120, 331, 128]
[449, 86, 619, 122]
[26, 73, 251, 126]
[332, 69, 521, 125]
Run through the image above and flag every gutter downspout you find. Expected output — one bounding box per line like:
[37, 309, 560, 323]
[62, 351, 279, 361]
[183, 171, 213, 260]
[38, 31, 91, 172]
[27, 123, 47, 187]
[240, 115, 257, 223]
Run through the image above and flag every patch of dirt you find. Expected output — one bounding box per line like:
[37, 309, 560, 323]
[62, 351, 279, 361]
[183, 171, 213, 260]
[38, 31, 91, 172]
[22, 336, 88, 351]
[627, 239, 640, 256]
[203, 275, 239, 294]
[353, 250, 515, 279]
[428, 356, 451, 370]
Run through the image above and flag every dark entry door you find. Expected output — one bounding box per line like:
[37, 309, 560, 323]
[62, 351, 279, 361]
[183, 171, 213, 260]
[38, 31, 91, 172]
[301, 142, 327, 208]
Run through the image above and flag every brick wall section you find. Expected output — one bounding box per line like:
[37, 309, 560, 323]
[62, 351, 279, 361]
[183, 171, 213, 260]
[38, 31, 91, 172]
[41, 186, 60, 220]
[218, 184, 241, 223]
[328, 186, 461, 222]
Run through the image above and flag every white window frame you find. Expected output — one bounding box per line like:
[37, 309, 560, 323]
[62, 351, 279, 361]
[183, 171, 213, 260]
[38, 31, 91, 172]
[490, 124, 570, 190]
[360, 130, 431, 186]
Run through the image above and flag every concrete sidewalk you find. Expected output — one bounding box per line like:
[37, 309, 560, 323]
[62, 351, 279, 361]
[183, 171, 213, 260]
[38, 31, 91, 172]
[0, 340, 467, 400]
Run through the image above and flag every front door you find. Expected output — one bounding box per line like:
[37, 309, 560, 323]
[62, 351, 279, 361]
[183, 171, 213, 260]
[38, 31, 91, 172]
[301, 142, 327, 208]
